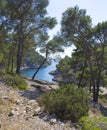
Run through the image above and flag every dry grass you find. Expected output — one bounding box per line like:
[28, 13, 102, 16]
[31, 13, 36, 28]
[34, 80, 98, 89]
[89, 107, 102, 118]
[0, 95, 13, 114]
[0, 88, 19, 115]
[8, 93, 19, 104]
[2, 124, 26, 130]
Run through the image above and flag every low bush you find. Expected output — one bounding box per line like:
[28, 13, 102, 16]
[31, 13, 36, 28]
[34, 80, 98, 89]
[99, 94, 107, 103]
[38, 84, 89, 122]
[79, 116, 107, 130]
[0, 71, 27, 90]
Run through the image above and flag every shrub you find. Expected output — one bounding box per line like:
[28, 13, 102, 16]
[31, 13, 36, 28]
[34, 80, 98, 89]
[99, 94, 107, 103]
[38, 84, 89, 122]
[0, 72, 27, 90]
[79, 116, 107, 130]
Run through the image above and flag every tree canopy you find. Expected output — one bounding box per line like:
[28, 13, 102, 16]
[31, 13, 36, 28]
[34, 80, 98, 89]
[55, 6, 107, 103]
[0, 0, 57, 74]
[1, 2, 107, 103]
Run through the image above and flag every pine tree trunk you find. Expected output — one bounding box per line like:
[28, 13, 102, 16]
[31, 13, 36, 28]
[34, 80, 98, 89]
[89, 80, 92, 93]
[83, 40, 96, 102]
[95, 43, 105, 102]
[16, 19, 24, 74]
[11, 55, 14, 74]
[6, 48, 12, 72]
[32, 58, 47, 80]
[78, 57, 87, 88]
[32, 48, 49, 80]
[16, 41, 23, 74]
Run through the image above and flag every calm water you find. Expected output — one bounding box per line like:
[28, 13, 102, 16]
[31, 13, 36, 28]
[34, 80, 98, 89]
[21, 60, 57, 82]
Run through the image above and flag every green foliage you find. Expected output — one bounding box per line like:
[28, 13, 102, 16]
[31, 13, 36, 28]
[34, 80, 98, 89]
[57, 56, 71, 73]
[56, 56, 74, 82]
[61, 5, 92, 43]
[79, 116, 107, 130]
[58, 5, 107, 102]
[0, 0, 7, 8]
[38, 84, 89, 122]
[0, 0, 57, 74]
[0, 53, 3, 62]
[99, 94, 107, 103]
[22, 50, 50, 68]
[101, 72, 107, 88]
[0, 72, 27, 90]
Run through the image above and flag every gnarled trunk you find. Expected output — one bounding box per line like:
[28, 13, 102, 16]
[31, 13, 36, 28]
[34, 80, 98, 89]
[32, 48, 49, 80]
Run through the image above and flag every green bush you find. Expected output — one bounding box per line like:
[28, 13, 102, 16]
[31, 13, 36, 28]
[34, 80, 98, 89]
[0, 72, 27, 90]
[38, 84, 89, 122]
[79, 116, 107, 130]
[0, 70, 5, 79]
[99, 94, 107, 103]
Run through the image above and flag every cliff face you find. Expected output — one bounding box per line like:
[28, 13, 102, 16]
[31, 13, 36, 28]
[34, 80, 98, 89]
[50, 69, 74, 83]
[21, 58, 50, 69]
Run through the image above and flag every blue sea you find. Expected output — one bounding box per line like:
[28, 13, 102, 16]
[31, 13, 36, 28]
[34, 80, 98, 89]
[21, 60, 57, 82]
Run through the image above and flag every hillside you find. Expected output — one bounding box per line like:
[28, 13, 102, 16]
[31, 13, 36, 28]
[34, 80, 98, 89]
[0, 80, 77, 130]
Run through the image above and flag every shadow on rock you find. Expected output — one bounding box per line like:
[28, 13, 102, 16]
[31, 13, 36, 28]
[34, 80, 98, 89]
[100, 104, 107, 116]
[19, 87, 42, 100]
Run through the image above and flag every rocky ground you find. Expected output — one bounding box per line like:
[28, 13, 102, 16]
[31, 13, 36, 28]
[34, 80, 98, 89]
[0, 79, 77, 130]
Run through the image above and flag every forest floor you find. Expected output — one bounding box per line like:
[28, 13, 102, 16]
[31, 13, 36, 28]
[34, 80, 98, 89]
[0, 79, 107, 130]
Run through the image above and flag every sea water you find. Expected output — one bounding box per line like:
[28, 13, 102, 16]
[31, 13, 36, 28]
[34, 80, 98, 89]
[21, 60, 57, 82]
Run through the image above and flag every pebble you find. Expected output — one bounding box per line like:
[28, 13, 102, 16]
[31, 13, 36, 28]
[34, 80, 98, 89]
[9, 110, 19, 117]
[26, 106, 32, 113]
[2, 96, 8, 99]
[50, 118, 57, 125]
[33, 107, 41, 116]
[27, 100, 37, 105]
[16, 99, 21, 105]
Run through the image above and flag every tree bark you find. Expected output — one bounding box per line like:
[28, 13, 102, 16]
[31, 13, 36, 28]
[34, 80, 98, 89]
[89, 80, 92, 93]
[78, 57, 87, 88]
[11, 54, 14, 73]
[6, 51, 11, 72]
[95, 43, 105, 102]
[82, 39, 96, 102]
[32, 58, 47, 80]
[32, 48, 49, 80]
[16, 19, 24, 74]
